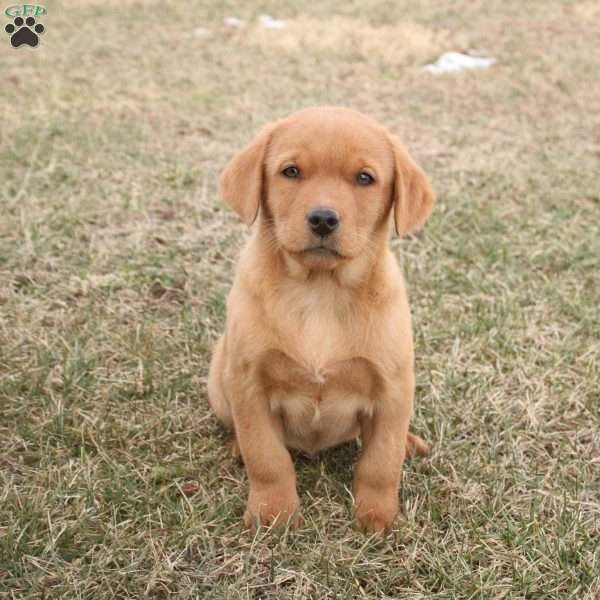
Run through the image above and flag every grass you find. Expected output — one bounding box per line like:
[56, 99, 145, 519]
[1, 0, 599, 598]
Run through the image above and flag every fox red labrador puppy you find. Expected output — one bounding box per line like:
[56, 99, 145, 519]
[208, 106, 434, 532]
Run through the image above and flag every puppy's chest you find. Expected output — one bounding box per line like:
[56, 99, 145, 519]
[270, 280, 362, 368]
[259, 283, 379, 452]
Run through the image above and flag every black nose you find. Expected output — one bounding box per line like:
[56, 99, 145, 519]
[307, 208, 340, 238]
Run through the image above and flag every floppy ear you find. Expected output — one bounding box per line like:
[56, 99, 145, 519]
[219, 123, 277, 225]
[389, 135, 435, 236]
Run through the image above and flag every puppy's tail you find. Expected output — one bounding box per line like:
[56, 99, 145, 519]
[406, 432, 431, 458]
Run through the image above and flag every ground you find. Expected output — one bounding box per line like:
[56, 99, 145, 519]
[1, 1, 599, 598]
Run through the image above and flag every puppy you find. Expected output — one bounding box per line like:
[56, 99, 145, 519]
[208, 106, 434, 532]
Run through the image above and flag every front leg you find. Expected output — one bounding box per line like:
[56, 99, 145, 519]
[228, 373, 301, 529]
[353, 369, 414, 532]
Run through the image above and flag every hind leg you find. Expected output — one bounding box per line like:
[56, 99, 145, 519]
[226, 436, 242, 460]
[207, 336, 233, 428]
[208, 336, 242, 458]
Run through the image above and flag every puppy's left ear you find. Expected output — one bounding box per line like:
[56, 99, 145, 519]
[219, 122, 278, 225]
[389, 135, 435, 236]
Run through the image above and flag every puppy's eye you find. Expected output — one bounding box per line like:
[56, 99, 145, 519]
[356, 171, 375, 186]
[281, 165, 300, 178]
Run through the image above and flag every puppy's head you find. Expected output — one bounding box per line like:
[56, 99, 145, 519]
[220, 107, 433, 269]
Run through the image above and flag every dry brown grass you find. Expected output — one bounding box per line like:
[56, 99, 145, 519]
[241, 16, 445, 68]
[1, 0, 599, 598]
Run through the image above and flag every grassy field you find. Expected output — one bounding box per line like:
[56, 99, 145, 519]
[1, 1, 599, 598]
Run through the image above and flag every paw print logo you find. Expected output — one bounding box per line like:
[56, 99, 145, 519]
[5, 16, 45, 48]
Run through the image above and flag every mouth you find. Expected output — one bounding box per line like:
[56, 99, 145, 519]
[282, 241, 350, 263]
[302, 245, 344, 258]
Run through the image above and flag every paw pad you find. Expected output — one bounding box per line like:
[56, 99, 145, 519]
[5, 16, 45, 48]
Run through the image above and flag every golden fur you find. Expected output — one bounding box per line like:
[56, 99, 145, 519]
[208, 106, 434, 532]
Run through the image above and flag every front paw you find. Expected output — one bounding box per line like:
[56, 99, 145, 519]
[354, 487, 398, 532]
[244, 485, 302, 529]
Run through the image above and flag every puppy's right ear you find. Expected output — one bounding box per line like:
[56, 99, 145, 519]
[219, 123, 277, 225]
